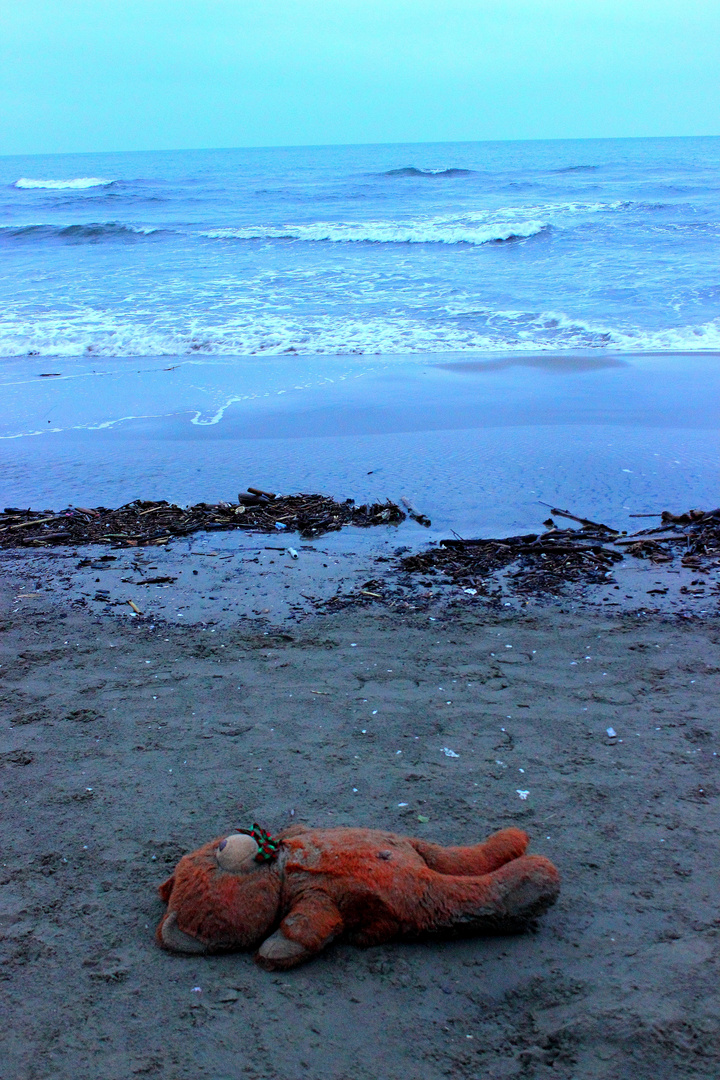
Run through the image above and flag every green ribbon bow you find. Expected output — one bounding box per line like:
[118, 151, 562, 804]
[238, 823, 280, 862]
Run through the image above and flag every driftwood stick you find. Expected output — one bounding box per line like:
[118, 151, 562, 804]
[137, 504, 167, 517]
[400, 497, 431, 528]
[538, 502, 617, 532]
[3, 516, 62, 532]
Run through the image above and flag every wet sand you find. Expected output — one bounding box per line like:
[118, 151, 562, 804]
[1, 554, 719, 1079]
[2, 351, 719, 539]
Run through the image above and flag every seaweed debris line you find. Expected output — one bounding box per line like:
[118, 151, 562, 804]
[0, 491, 406, 549]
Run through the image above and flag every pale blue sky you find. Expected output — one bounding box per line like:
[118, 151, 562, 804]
[1, 0, 719, 155]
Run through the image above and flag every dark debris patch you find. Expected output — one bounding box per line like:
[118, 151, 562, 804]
[398, 507, 720, 597]
[616, 508, 720, 569]
[0, 492, 405, 549]
[400, 526, 624, 597]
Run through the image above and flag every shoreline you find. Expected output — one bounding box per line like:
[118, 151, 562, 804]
[1, 494, 717, 626]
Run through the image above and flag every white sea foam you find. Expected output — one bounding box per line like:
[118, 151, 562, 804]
[470, 199, 626, 219]
[3, 305, 719, 359]
[611, 319, 720, 352]
[13, 177, 113, 190]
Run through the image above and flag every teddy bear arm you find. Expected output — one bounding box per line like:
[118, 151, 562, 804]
[255, 890, 344, 970]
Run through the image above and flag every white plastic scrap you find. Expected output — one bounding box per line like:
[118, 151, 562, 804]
[606, 727, 617, 738]
[441, 747, 459, 758]
[287, 547, 298, 559]
[516, 790, 530, 800]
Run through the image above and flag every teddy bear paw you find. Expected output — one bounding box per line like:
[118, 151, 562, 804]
[159, 911, 207, 954]
[255, 931, 312, 970]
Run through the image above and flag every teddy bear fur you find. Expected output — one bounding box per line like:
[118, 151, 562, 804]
[157, 824, 560, 970]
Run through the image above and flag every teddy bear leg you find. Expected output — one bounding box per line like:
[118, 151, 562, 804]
[255, 890, 344, 971]
[419, 854, 560, 935]
[411, 828, 529, 876]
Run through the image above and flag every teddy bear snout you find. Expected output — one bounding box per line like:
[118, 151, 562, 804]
[215, 833, 259, 872]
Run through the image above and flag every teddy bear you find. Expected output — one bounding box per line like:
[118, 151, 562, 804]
[156, 823, 559, 970]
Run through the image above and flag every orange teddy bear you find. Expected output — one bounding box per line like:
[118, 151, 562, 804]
[157, 824, 559, 970]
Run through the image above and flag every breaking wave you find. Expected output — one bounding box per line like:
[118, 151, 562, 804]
[199, 201, 628, 246]
[202, 218, 547, 245]
[13, 177, 114, 190]
[382, 167, 475, 178]
[0, 200, 630, 249]
[552, 165, 600, 174]
[0, 222, 167, 242]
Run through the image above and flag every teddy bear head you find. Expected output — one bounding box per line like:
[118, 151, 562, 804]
[157, 832, 282, 954]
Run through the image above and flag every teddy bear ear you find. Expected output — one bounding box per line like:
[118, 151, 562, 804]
[160, 911, 207, 954]
[216, 833, 259, 871]
[158, 874, 175, 902]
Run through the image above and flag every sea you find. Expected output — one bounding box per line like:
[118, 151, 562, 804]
[1, 136, 720, 358]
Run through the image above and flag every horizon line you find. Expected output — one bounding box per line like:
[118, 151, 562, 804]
[2, 132, 719, 160]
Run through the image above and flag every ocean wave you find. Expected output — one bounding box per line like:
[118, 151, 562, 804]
[0, 222, 167, 242]
[382, 167, 475, 178]
[0, 199, 630, 250]
[495, 199, 626, 216]
[199, 200, 630, 246]
[13, 177, 114, 190]
[552, 165, 600, 174]
[202, 218, 547, 245]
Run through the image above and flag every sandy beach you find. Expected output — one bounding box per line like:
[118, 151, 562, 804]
[2, 346, 720, 1078]
[1, 534, 719, 1078]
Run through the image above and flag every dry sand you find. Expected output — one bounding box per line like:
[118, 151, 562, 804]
[1, 558, 719, 1079]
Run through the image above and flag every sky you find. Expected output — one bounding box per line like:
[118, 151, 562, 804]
[1, 0, 719, 155]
